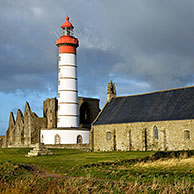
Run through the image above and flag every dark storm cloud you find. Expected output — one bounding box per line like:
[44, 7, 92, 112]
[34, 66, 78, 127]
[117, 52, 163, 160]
[0, 0, 59, 92]
[0, 0, 194, 97]
[0, 0, 104, 94]
[100, 0, 194, 90]
[78, 48, 121, 97]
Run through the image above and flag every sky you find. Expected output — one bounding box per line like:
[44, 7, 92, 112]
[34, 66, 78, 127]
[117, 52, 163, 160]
[1, 0, 194, 135]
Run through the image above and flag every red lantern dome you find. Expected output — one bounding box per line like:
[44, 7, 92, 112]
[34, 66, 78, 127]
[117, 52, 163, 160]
[56, 16, 79, 54]
[61, 16, 74, 29]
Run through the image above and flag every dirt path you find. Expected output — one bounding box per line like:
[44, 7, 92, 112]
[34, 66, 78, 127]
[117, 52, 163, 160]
[25, 164, 63, 178]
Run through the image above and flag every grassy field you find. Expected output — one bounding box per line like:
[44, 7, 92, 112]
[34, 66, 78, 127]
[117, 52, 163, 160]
[0, 148, 194, 193]
[0, 148, 153, 174]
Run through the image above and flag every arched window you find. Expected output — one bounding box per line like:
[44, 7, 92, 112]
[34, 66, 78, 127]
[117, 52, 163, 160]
[80, 102, 90, 124]
[77, 135, 83, 144]
[153, 126, 158, 140]
[184, 130, 190, 140]
[54, 134, 61, 144]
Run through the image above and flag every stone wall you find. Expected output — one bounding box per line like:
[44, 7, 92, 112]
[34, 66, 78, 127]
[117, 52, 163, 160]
[43, 98, 57, 129]
[4, 102, 47, 148]
[92, 119, 194, 151]
[0, 136, 5, 148]
[45, 143, 90, 151]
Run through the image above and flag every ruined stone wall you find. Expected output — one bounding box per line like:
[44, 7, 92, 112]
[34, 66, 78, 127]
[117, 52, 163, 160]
[4, 102, 47, 148]
[14, 109, 24, 146]
[43, 98, 57, 129]
[5, 112, 15, 147]
[92, 119, 194, 151]
[30, 113, 47, 145]
[0, 136, 5, 148]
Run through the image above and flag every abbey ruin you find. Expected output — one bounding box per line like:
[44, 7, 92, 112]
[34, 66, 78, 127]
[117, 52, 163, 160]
[0, 97, 100, 148]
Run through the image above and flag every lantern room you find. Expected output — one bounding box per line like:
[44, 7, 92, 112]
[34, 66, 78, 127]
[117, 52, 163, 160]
[61, 16, 74, 36]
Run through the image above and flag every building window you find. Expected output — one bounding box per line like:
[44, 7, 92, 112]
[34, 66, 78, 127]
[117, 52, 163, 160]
[58, 105, 60, 110]
[58, 93, 60, 98]
[59, 68, 61, 73]
[54, 134, 61, 144]
[184, 130, 190, 140]
[107, 132, 111, 141]
[57, 118, 60, 122]
[153, 126, 158, 140]
[77, 135, 83, 144]
[58, 56, 61, 61]
[58, 80, 60, 85]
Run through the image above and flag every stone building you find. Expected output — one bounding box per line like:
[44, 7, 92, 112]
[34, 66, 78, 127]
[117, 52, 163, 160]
[2, 97, 100, 148]
[0, 136, 5, 148]
[91, 81, 194, 151]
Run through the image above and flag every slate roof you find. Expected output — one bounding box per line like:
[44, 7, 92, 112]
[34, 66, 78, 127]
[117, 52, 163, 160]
[93, 86, 194, 125]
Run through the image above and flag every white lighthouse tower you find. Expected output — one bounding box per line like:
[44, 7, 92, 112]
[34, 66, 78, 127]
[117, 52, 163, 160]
[56, 16, 79, 128]
[41, 17, 90, 145]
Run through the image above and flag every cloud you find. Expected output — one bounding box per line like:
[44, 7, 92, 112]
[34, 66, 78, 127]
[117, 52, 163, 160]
[1, 0, 194, 133]
[1, 0, 194, 95]
[99, 0, 194, 90]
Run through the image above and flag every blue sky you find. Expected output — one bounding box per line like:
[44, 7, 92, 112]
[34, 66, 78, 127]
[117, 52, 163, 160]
[1, 0, 194, 135]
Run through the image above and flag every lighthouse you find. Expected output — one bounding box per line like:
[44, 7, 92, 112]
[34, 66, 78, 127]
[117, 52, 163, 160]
[40, 17, 95, 145]
[56, 16, 79, 128]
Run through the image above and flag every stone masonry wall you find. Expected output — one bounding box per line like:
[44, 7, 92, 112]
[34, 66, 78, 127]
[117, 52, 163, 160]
[0, 136, 5, 148]
[4, 102, 47, 148]
[92, 119, 194, 151]
[45, 143, 90, 150]
[43, 98, 57, 129]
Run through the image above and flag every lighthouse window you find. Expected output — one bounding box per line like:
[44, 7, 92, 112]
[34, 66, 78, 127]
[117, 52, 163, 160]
[58, 93, 60, 98]
[54, 134, 61, 144]
[58, 56, 61, 61]
[65, 27, 73, 36]
[59, 68, 61, 73]
[77, 135, 83, 144]
[58, 105, 60, 110]
[58, 80, 60, 85]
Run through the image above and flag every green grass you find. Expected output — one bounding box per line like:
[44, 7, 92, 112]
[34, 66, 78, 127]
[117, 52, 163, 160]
[0, 148, 153, 174]
[1, 148, 194, 193]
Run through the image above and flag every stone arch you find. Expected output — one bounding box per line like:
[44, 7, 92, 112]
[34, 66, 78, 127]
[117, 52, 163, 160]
[77, 135, 83, 144]
[54, 134, 61, 144]
[80, 102, 90, 124]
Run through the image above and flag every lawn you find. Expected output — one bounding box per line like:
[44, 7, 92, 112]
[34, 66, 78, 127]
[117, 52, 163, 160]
[0, 148, 194, 193]
[0, 148, 153, 174]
